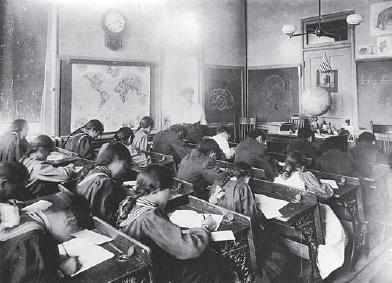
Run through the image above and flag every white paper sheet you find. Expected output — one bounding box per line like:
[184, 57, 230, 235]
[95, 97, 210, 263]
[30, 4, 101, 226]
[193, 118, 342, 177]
[59, 238, 114, 277]
[320, 179, 339, 189]
[168, 210, 223, 231]
[71, 229, 113, 245]
[254, 194, 289, 219]
[211, 230, 235, 242]
[22, 200, 52, 212]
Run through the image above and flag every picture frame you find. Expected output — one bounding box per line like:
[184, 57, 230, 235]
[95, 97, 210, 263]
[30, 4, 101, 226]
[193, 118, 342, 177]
[370, 1, 392, 36]
[316, 70, 338, 92]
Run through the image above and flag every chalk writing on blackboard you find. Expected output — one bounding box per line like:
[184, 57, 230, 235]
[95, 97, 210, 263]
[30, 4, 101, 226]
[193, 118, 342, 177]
[208, 88, 235, 111]
[359, 74, 392, 86]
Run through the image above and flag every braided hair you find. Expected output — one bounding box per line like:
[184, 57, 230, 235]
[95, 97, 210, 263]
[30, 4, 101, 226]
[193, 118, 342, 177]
[116, 164, 173, 226]
[135, 116, 154, 133]
[220, 162, 253, 188]
[113, 127, 134, 145]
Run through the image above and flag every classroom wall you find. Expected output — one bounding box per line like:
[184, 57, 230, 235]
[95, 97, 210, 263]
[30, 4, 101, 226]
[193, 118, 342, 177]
[57, 0, 246, 129]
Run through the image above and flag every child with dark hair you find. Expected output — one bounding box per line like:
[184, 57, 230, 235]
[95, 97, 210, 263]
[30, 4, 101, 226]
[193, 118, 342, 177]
[117, 164, 224, 283]
[76, 142, 131, 225]
[113, 127, 150, 168]
[0, 162, 29, 203]
[152, 124, 191, 165]
[209, 162, 289, 282]
[235, 128, 279, 181]
[64, 119, 104, 160]
[274, 151, 347, 280]
[285, 127, 317, 168]
[21, 135, 75, 198]
[132, 116, 154, 152]
[0, 194, 94, 283]
[211, 126, 235, 160]
[177, 138, 226, 200]
[0, 119, 30, 163]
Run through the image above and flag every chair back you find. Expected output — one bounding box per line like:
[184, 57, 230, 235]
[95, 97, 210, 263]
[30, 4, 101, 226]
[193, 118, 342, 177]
[370, 120, 392, 155]
[234, 115, 257, 143]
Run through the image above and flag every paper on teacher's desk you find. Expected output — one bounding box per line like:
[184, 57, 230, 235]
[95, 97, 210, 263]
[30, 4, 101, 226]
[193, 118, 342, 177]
[22, 200, 52, 212]
[71, 229, 112, 245]
[168, 210, 223, 231]
[59, 238, 114, 277]
[320, 179, 339, 189]
[211, 230, 235, 242]
[254, 194, 288, 219]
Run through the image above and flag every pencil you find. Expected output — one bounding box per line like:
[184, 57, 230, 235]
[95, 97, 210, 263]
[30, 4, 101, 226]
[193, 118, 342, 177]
[108, 242, 123, 254]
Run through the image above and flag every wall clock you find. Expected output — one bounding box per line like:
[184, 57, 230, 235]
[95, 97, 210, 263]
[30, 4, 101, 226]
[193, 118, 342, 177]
[101, 10, 126, 51]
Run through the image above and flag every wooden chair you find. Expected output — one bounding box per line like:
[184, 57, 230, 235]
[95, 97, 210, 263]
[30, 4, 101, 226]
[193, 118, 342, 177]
[370, 120, 392, 156]
[234, 115, 257, 143]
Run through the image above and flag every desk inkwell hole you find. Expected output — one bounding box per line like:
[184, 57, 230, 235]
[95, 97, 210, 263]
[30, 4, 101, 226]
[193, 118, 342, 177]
[291, 194, 302, 204]
[117, 246, 135, 262]
[222, 212, 234, 224]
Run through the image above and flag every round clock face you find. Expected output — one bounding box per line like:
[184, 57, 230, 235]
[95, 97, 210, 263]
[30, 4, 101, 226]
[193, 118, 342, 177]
[103, 10, 126, 35]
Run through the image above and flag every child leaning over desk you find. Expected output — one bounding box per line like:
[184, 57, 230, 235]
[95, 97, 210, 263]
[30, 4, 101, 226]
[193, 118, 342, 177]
[116, 164, 237, 283]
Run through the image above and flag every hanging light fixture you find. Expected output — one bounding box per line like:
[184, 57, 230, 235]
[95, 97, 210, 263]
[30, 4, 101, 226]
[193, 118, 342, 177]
[282, 0, 363, 38]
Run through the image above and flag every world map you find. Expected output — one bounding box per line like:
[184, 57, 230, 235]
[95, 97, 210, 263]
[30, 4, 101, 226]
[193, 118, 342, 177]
[71, 64, 150, 132]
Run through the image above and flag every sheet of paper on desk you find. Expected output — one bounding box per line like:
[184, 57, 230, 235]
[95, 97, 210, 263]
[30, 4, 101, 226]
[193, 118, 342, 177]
[168, 210, 223, 231]
[74, 166, 84, 173]
[211, 230, 235, 242]
[59, 238, 114, 277]
[320, 179, 339, 189]
[254, 194, 288, 219]
[22, 200, 52, 212]
[71, 229, 113, 245]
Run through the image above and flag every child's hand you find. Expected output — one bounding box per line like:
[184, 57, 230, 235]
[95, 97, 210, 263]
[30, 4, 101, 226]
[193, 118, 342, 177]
[201, 215, 217, 231]
[59, 256, 81, 276]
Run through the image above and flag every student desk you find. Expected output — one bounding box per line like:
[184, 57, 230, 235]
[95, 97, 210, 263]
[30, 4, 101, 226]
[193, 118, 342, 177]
[310, 170, 366, 270]
[24, 193, 154, 283]
[252, 179, 322, 283]
[168, 195, 256, 283]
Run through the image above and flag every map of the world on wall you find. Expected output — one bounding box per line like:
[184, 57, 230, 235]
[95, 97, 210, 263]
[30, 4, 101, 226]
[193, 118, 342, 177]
[71, 64, 150, 132]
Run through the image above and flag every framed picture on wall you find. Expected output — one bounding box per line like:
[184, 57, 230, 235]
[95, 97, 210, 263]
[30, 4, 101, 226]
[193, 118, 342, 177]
[204, 65, 243, 124]
[370, 1, 392, 36]
[316, 70, 338, 92]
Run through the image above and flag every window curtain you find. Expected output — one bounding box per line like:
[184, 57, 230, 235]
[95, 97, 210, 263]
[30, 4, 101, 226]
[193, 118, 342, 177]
[0, 0, 48, 133]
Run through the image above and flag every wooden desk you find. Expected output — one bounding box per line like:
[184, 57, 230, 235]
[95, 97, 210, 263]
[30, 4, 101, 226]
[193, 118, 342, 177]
[216, 160, 266, 180]
[310, 170, 366, 270]
[251, 179, 322, 283]
[168, 196, 256, 283]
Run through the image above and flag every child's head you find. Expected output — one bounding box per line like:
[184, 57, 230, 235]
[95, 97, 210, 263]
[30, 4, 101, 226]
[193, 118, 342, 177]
[10, 119, 29, 139]
[359, 131, 376, 143]
[247, 129, 265, 144]
[139, 116, 154, 134]
[170, 124, 188, 139]
[285, 150, 309, 171]
[0, 162, 29, 202]
[114, 127, 134, 145]
[44, 195, 94, 242]
[197, 138, 222, 159]
[216, 126, 230, 141]
[233, 162, 253, 180]
[84, 119, 104, 139]
[96, 143, 131, 178]
[28, 135, 55, 160]
[134, 164, 173, 208]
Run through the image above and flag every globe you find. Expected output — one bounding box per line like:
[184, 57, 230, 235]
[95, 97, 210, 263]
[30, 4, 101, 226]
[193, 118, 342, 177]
[302, 87, 332, 116]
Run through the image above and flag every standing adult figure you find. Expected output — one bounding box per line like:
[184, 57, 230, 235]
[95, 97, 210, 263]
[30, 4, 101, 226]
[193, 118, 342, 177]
[0, 119, 30, 163]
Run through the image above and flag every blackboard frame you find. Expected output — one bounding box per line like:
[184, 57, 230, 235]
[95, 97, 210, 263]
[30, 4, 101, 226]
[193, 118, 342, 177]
[58, 58, 157, 135]
[203, 65, 244, 124]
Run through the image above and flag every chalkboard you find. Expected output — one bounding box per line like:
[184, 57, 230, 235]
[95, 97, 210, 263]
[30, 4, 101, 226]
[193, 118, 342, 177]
[357, 60, 392, 129]
[204, 67, 243, 123]
[248, 67, 299, 122]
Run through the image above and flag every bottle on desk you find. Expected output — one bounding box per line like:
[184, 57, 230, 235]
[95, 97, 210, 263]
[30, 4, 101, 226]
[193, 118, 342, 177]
[321, 121, 328, 134]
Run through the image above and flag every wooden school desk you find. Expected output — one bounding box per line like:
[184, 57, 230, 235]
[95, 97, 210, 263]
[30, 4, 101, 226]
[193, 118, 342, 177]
[310, 170, 366, 270]
[167, 195, 256, 283]
[216, 159, 266, 180]
[251, 179, 323, 283]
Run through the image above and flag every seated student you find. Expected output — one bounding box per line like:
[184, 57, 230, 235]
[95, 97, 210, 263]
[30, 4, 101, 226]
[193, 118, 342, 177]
[211, 126, 235, 160]
[64, 119, 104, 160]
[285, 127, 318, 168]
[0, 162, 29, 203]
[0, 119, 30, 163]
[132, 116, 154, 152]
[177, 138, 226, 200]
[184, 122, 215, 144]
[0, 194, 94, 283]
[234, 128, 279, 181]
[152, 124, 191, 165]
[113, 127, 150, 169]
[348, 131, 389, 178]
[76, 142, 130, 226]
[209, 162, 289, 282]
[117, 164, 236, 283]
[274, 151, 347, 280]
[20, 135, 75, 198]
